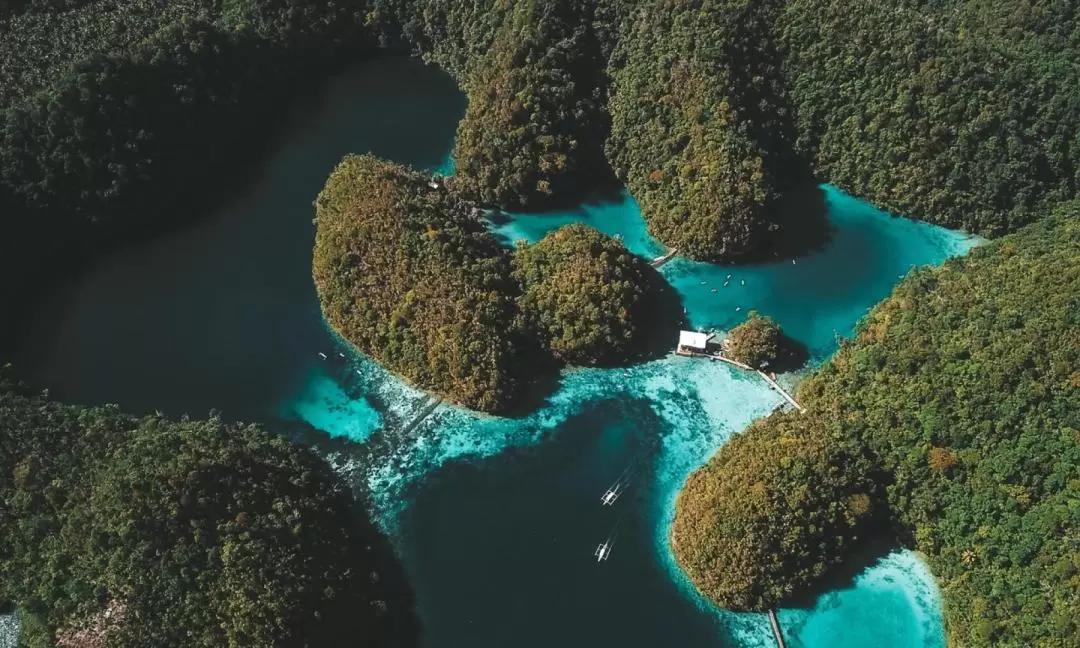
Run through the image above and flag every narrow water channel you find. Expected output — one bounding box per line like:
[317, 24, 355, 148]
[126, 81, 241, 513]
[14, 57, 979, 648]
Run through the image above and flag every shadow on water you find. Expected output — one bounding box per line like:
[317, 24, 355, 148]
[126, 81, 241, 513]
[738, 182, 834, 266]
[770, 333, 811, 373]
[766, 183, 834, 261]
[780, 529, 904, 611]
[636, 266, 689, 360]
[344, 488, 425, 648]
[11, 56, 467, 422]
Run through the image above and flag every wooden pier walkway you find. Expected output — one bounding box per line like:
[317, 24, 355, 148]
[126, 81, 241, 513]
[768, 609, 787, 648]
[757, 371, 804, 413]
[674, 348, 804, 412]
[710, 353, 753, 372]
[650, 248, 679, 268]
[399, 395, 443, 436]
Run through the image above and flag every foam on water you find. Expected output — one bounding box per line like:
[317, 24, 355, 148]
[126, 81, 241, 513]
[0, 613, 18, 648]
[279, 365, 383, 442]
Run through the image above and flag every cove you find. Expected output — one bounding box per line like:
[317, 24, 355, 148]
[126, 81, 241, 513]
[12, 57, 980, 648]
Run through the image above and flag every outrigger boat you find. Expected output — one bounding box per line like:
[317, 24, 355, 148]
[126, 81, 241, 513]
[600, 464, 633, 506]
[600, 480, 626, 506]
[595, 521, 621, 563]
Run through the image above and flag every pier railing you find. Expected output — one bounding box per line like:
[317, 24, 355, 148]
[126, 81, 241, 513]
[674, 346, 804, 412]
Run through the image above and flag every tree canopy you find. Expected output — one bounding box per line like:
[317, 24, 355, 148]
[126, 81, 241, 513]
[0, 377, 408, 648]
[450, 0, 611, 209]
[779, 0, 1080, 236]
[312, 156, 679, 411]
[512, 223, 677, 366]
[605, 0, 806, 260]
[672, 207, 1080, 646]
[312, 155, 527, 413]
[672, 409, 882, 610]
[725, 311, 784, 370]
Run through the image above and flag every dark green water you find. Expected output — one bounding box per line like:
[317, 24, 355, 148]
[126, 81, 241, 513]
[15, 57, 978, 648]
[17, 57, 463, 422]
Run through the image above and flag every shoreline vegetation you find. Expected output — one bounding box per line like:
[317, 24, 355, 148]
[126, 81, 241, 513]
[311, 155, 680, 414]
[0, 0, 1077, 645]
[725, 312, 807, 373]
[0, 370, 419, 648]
[672, 209, 1080, 646]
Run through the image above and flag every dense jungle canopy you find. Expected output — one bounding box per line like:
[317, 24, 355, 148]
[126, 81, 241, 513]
[1, 0, 1079, 646]
[312, 155, 527, 413]
[605, 0, 805, 260]
[449, 0, 611, 209]
[0, 374, 407, 648]
[312, 155, 676, 412]
[672, 208, 1080, 647]
[512, 222, 678, 367]
[724, 311, 786, 370]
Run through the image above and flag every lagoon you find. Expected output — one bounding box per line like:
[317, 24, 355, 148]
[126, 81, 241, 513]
[15, 58, 978, 648]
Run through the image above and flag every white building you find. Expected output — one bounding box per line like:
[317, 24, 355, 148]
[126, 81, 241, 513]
[677, 330, 714, 354]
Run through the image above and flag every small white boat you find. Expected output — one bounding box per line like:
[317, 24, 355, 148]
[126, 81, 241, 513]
[338, 352, 346, 359]
[601, 484, 625, 505]
[595, 540, 613, 562]
[317, 352, 328, 360]
[601, 465, 632, 506]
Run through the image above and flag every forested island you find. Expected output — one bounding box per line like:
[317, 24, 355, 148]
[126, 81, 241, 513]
[312, 155, 677, 413]
[1, 0, 1079, 646]
[0, 373, 412, 647]
[673, 208, 1080, 645]
[724, 312, 804, 372]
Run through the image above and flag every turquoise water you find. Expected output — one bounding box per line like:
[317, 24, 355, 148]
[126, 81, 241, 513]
[493, 187, 979, 359]
[371, 189, 975, 648]
[489, 191, 664, 259]
[14, 57, 981, 648]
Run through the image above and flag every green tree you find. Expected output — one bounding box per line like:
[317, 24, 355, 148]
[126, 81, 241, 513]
[605, 0, 807, 260]
[672, 208, 1080, 646]
[726, 311, 785, 370]
[0, 377, 407, 647]
[312, 154, 527, 413]
[512, 223, 674, 366]
[451, 0, 610, 209]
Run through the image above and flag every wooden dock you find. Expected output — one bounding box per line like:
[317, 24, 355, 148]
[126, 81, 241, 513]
[673, 347, 804, 412]
[757, 371, 804, 412]
[710, 353, 754, 372]
[768, 609, 787, 648]
[650, 248, 679, 268]
[399, 395, 443, 436]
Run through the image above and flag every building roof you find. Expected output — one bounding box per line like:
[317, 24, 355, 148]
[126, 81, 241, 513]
[679, 330, 713, 349]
